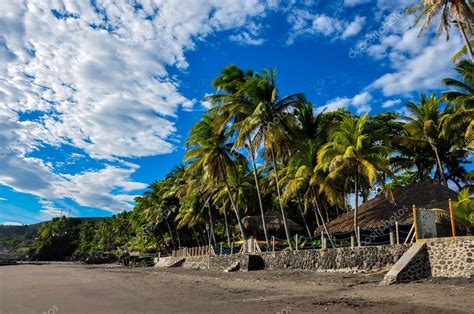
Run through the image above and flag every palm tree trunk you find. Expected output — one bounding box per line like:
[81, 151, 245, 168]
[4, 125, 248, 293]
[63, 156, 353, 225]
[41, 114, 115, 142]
[198, 224, 207, 245]
[344, 178, 349, 212]
[249, 140, 270, 248]
[311, 189, 335, 248]
[431, 144, 447, 186]
[206, 199, 217, 247]
[312, 203, 321, 227]
[165, 220, 176, 249]
[354, 173, 359, 245]
[457, 20, 474, 63]
[297, 196, 312, 239]
[221, 163, 247, 240]
[270, 145, 293, 250]
[192, 226, 201, 247]
[173, 222, 182, 248]
[223, 209, 231, 246]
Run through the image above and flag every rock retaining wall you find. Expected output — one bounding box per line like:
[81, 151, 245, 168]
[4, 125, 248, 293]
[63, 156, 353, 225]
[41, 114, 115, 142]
[425, 236, 474, 278]
[182, 244, 410, 272]
[381, 236, 474, 285]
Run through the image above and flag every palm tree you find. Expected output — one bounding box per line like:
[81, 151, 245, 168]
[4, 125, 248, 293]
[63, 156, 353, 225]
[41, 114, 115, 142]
[317, 114, 391, 244]
[184, 113, 247, 240]
[206, 65, 271, 248]
[407, 0, 474, 62]
[280, 103, 335, 240]
[237, 68, 305, 249]
[403, 93, 451, 185]
[442, 60, 474, 147]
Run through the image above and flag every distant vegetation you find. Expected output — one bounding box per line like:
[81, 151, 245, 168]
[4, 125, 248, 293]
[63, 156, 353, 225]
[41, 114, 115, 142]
[0, 224, 41, 257]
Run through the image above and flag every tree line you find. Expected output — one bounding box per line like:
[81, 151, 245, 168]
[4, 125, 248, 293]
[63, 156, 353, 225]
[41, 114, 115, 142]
[29, 1, 473, 259]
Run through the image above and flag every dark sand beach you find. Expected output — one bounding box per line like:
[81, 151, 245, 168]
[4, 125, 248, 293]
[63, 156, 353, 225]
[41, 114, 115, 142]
[1, 264, 473, 313]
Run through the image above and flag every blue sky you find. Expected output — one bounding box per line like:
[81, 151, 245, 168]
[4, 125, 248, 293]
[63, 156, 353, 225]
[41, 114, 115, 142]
[0, 0, 466, 225]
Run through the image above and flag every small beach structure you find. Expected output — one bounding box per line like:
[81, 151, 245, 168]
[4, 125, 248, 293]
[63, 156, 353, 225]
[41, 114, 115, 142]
[240, 210, 304, 240]
[317, 181, 458, 235]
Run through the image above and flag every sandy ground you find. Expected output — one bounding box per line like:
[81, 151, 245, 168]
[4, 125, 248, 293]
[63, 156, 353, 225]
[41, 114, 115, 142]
[1, 264, 473, 313]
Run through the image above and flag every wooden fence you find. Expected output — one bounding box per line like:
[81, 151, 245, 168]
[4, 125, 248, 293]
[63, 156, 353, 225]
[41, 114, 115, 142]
[171, 245, 212, 257]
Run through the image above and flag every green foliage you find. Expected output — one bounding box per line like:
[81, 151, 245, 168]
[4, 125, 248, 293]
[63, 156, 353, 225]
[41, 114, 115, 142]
[14, 60, 473, 261]
[454, 188, 474, 234]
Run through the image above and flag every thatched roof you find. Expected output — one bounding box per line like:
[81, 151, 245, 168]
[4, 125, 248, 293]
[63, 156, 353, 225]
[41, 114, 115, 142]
[317, 181, 457, 234]
[240, 211, 304, 236]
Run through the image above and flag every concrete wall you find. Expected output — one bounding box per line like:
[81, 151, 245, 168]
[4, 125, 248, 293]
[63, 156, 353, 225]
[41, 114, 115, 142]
[183, 244, 410, 272]
[425, 236, 474, 278]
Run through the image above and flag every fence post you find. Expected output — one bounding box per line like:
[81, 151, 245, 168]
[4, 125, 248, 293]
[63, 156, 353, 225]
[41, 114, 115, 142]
[350, 234, 355, 249]
[395, 221, 400, 245]
[357, 226, 361, 247]
[230, 242, 234, 255]
[448, 199, 456, 239]
[390, 231, 395, 246]
[272, 236, 275, 254]
[295, 235, 299, 251]
[412, 204, 419, 241]
[320, 231, 324, 249]
[321, 231, 327, 249]
[220, 243, 223, 256]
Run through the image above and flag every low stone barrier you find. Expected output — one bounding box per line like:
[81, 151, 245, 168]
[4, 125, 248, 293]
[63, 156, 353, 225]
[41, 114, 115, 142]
[183, 244, 410, 272]
[425, 236, 474, 278]
[381, 236, 474, 285]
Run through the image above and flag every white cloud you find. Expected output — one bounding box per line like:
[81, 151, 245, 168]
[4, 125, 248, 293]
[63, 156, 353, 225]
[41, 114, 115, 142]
[1, 221, 23, 226]
[0, 198, 6, 201]
[0, 0, 271, 216]
[319, 92, 372, 114]
[341, 16, 366, 39]
[287, 10, 365, 44]
[382, 99, 401, 108]
[229, 21, 265, 46]
[344, 0, 370, 7]
[366, 11, 462, 97]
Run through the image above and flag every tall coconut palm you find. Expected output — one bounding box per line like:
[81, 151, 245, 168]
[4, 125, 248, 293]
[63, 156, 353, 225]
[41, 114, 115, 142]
[206, 65, 271, 248]
[407, 0, 474, 62]
[184, 113, 247, 240]
[317, 114, 391, 243]
[402, 93, 451, 185]
[237, 68, 305, 249]
[442, 60, 474, 146]
[280, 103, 334, 241]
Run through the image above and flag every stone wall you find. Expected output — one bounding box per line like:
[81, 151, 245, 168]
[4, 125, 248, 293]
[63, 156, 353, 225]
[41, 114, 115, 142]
[182, 244, 410, 272]
[380, 243, 431, 285]
[425, 236, 474, 278]
[381, 236, 474, 285]
[261, 245, 410, 272]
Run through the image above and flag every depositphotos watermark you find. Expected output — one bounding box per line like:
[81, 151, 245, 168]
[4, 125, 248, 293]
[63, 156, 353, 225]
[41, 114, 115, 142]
[0, 139, 22, 159]
[362, 205, 409, 245]
[348, 10, 404, 59]
[276, 307, 292, 314]
[42, 305, 59, 314]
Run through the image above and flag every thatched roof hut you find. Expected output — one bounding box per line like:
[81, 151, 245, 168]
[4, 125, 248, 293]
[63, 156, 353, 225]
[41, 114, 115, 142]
[240, 211, 304, 239]
[316, 181, 457, 234]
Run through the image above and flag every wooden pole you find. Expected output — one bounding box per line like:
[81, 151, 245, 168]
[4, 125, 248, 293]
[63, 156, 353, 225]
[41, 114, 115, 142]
[272, 236, 275, 254]
[395, 221, 400, 245]
[295, 234, 299, 251]
[230, 242, 234, 255]
[412, 204, 419, 241]
[448, 199, 456, 238]
[357, 226, 361, 247]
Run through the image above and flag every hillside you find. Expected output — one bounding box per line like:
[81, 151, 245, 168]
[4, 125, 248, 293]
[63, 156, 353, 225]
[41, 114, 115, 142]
[0, 217, 107, 258]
